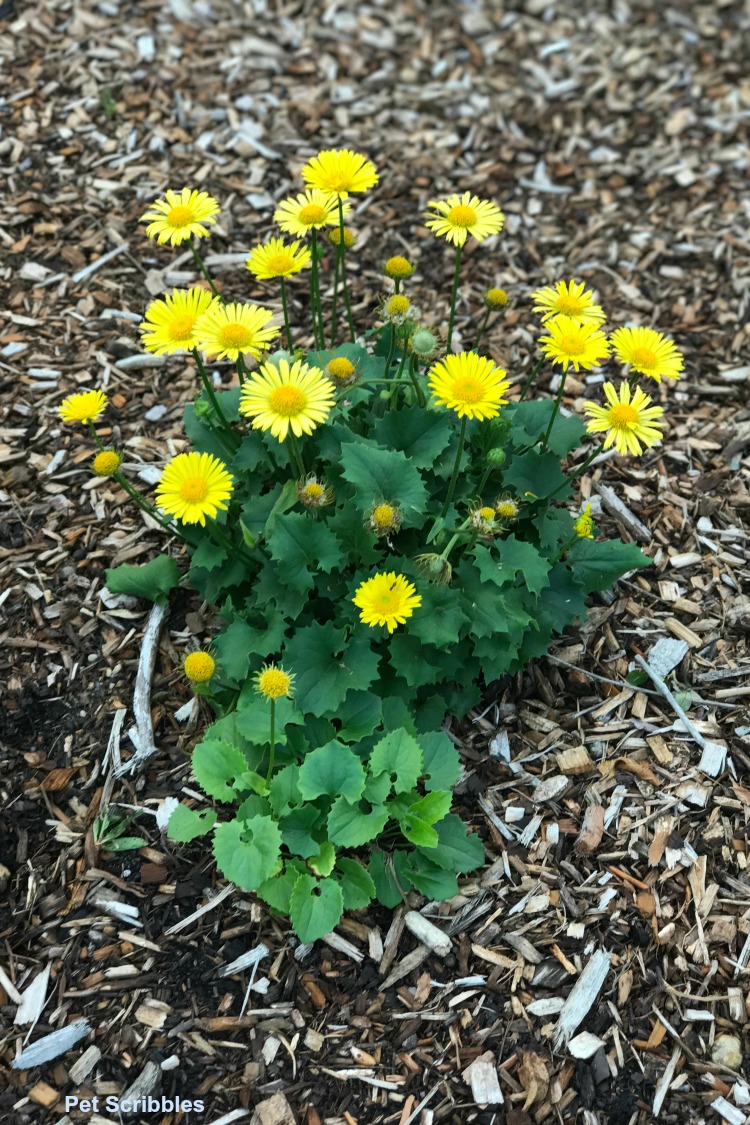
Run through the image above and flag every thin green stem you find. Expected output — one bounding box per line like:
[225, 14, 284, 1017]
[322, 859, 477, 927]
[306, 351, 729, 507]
[394, 278, 401, 295]
[475, 463, 493, 498]
[446, 243, 463, 353]
[389, 341, 410, 407]
[112, 471, 181, 535]
[407, 355, 425, 406]
[192, 350, 238, 449]
[265, 699, 276, 784]
[337, 198, 356, 342]
[310, 230, 324, 348]
[473, 306, 491, 351]
[518, 356, 544, 402]
[384, 325, 397, 375]
[329, 250, 341, 347]
[440, 415, 468, 518]
[87, 422, 105, 451]
[287, 433, 306, 479]
[235, 353, 250, 386]
[541, 368, 568, 449]
[190, 240, 221, 299]
[541, 441, 605, 503]
[280, 278, 293, 351]
[208, 521, 255, 567]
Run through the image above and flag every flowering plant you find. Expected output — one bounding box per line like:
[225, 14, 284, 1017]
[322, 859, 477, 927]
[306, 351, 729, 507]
[60, 150, 683, 941]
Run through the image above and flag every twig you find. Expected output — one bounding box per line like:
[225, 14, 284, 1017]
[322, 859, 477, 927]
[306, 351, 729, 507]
[163, 882, 235, 936]
[116, 603, 166, 776]
[634, 655, 707, 748]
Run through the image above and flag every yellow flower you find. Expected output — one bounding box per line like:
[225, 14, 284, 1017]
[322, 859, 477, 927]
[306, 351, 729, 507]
[479, 506, 496, 521]
[328, 226, 357, 248]
[255, 663, 294, 700]
[495, 496, 518, 521]
[194, 301, 279, 362]
[274, 189, 349, 236]
[239, 358, 336, 442]
[381, 293, 413, 325]
[424, 191, 504, 247]
[325, 356, 359, 387]
[484, 287, 508, 309]
[539, 314, 610, 372]
[573, 504, 594, 539]
[609, 326, 684, 383]
[531, 280, 606, 325]
[428, 352, 511, 420]
[367, 502, 402, 537]
[59, 389, 108, 425]
[92, 450, 122, 477]
[584, 382, 665, 456]
[140, 188, 220, 246]
[352, 572, 422, 633]
[155, 451, 234, 526]
[140, 287, 216, 355]
[246, 237, 311, 281]
[384, 256, 414, 279]
[184, 651, 215, 684]
[297, 475, 334, 507]
[302, 149, 378, 196]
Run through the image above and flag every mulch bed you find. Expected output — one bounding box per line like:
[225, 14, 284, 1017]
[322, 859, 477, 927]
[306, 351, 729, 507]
[2, 1, 750, 1123]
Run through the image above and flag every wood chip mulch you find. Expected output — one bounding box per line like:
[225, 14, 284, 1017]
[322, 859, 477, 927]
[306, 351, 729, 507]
[2, 2, 750, 1123]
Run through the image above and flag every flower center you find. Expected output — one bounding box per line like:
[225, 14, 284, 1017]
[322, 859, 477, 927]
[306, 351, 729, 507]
[386, 256, 412, 277]
[166, 205, 194, 228]
[496, 502, 517, 519]
[373, 504, 396, 528]
[609, 403, 639, 426]
[454, 377, 485, 403]
[560, 334, 585, 356]
[266, 253, 294, 274]
[327, 357, 355, 379]
[447, 204, 477, 227]
[303, 482, 324, 499]
[556, 294, 584, 315]
[269, 385, 306, 416]
[180, 476, 210, 502]
[218, 322, 252, 348]
[630, 346, 657, 369]
[387, 295, 409, 316]
[479, 507, 496, 521]
[258, 669, 290, 698]
[325, 172, 350, 192]
[168, 314, 197, 341]
[299, 203, 326, 224]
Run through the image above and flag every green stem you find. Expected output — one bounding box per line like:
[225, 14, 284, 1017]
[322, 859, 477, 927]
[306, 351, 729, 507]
[287, 432, 306, 479]
[329, 250, 341, 347]
[280, 277, 293, 351]
[473, 306, 491, 351]
[389, 342, 410, 407]
[407, 355, 425, 406]
[235, 353, 250, 387]
[541, 368, 568, 450]
[475, 464, 493, 498]
[518, 357, 544, 402]
[394, 278, 401, 295]
[113, 471, 182, 535]
[87, 422, 104, 451]
[266, 699, 276, 784]
[446, 243, 463, 353]
[337, 198, 356, 342]
[192, 350, 238, 450]
[541, 442, 605, 503]
[384, 324, 397, 375]
[190, 240, 221, 299]
[310, 229, 324, 348]
[440, 415, 468, 518]
[208, 521, 255, 567]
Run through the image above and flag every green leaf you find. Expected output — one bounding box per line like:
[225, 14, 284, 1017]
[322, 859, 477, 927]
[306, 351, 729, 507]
[234, 690, 303, 748]
[405, 852, 460, 899]
[426, 814, 485, 873]
[457, 560, 535, 640]
[256, 861, 306, 915]
[262, 479, 299, 541]
[474, 536, 551, 596]
[531, 507, 575, 553]
[309, 841, 336, 877]
[192, 739, 250, 802]
[213, 610, 288, 682]
[327, 796, 388, 847]
[339, 440, 428, 521]
[191, 537, 227, 572]
[232, 431, 267, 472]
[105, 554, 180, 607]
[268, 764, 301, 817]
[336, 691, 382, 742]
[504, 448, 570, 501]
[510, 399, 587, 456]
[420, 731, 461, 792]
[335, 859, 375, 910]
[389, 634, 445, 689]
[298, 740, 366, 802]
[183, 400, 234, 460]
[369, 851, 412, 908]
[307, 342, 385, 383]
[401, 816, 438, 848]
[279, 805, 323, 858]
[213, 816, 282, 891]
[289, 874, 344, 943]
[363, 772, 392, 804]
[236, 794, 271, 820]
[283, 622, 379, 717]
[167, 804, 217, 842]
[408, 584, 469, 648]
[369, 729, 423, 794]
[567, 538, 650, 593]
[373, 406, 456, 469]
[267, 512, 342, 592]
[408, 790, 453, 826]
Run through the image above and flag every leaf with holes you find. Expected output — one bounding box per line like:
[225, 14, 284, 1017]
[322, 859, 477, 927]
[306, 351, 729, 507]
[297, 740, 366, 803]
[191, 740, 250, 802]
[368, 729, 423, 794]
[327, 796, 389, 847]
[289, 874, 344, 943]
[212, 816, 282, 891]
[166, 804, 217, 842]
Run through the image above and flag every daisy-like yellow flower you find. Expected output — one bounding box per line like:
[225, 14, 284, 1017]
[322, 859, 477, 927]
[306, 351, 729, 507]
[484, 287, 508, 309]
[255, 663, 294, 700]
[609, 326, 684, 383]
[327, 226, 357, 248]
[424, 191, 504, 247]
[155, 451, 234, 526]
[184, 651, 216, 684]
[238, 358, 336, 442]
[573, 504, 595, 539]
[297, 475, 334, 508]
[584, 382, 665, 457]
[531, 279, 606, 325]
[274, 189, 349, 237]
[325, 356, 359, 387]
[539, 314, 610, 373]
[470, 505, 497, 538]
[302, 149, 378, 196]
[495, 496, 518, 521]
[59, 389, 108, 425]
[246, 237, 311, 281]
[194, 301, 279, 362]
[352, 572, 422, 634]
[367, 502, 402, 538]
[140, 188, 220, 246]
[381, 293, 413, 325]
[92, 450, 122, 477]
[140, 287, 216, 355]
[428, 352, 511, 421]
[384, 256, 414, 280]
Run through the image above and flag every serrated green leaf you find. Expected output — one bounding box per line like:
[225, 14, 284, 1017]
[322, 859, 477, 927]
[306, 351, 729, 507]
[309, 841, 336, 877]
[327, 796, 388, 847]
[363, 772, 392, 805]
[336, 690, 382, 742]
[339, 440, 428, 521]
[105, 554, 180, 607]
[191, 537, 227, 572]
[510, 399, 587, 456]
[213, 610, 288, 682]
[504, 448, 570, 500]
[236, 794, 271, 820]
[283, 621, 379, 717]
[404, 851, 459, 899]
[167, 804, 218, 842]
[232, 431, 267, 472]
[335, 858, 375, 910]
[369, 850, 412, 908]
[213, 816, 282, 891]
[279, 805, 323, 857]
[192, 739, 250, 802]
[420, 731, 461, 792]
[373, 406, 455, 469]
[298, 740, 366, 802]
[408, 583, 469, 648]
[369, 729, 423, 794]
[408, 790, 453, 826]
[267, 512, 342, 592]
[457, 559, 535, 640]
[473, 537, 551, 596]
[256, 860, 306, 915]
[401, 816, 438, 848]
[389, 634, 445, 689]
[183, 400, 236, 460]
[289, 874, 344, 943]
[262, 478, 299, 540]
[425, 814, 485, 873]
[268, 764, 301, 817]
[567, 537, 650, 593]
[234, 691, 303, 748]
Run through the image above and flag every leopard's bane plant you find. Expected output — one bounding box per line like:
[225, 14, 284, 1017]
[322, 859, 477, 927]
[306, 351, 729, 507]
[57, 159, 685, 942]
